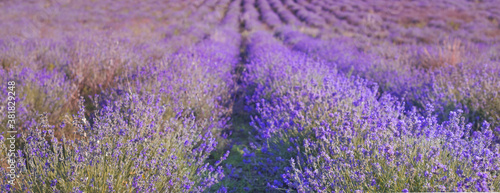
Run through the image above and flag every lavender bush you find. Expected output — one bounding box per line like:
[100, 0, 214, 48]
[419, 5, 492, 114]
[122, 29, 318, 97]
[0, 65, 76, 135]
[1, 95, 228, 192]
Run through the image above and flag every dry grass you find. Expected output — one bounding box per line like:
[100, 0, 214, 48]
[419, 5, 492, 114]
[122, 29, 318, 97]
[415, 39, 465, 70]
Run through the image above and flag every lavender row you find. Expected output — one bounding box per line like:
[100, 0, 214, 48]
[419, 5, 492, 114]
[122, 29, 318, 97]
[293, 0, 338, 25]
[267, 0, 302, 26]
[241, 30, 500, 192]
[242, 0, 265, 31]
[311, 0, 500, 44]
[221, 0, 243, 29]
[281, 0, 326, 28]
[0, 0, 242, 191]
[0, 0, 235, 136]
[0, 34, 208, 136]
[255, 0, 282, 28]
[0, 25, 241, 192]
[277, 27, 500, 130]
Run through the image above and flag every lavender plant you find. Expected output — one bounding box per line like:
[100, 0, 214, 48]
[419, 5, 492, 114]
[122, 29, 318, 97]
[0, 66, 76, 136]
[0, 95, 228, 192]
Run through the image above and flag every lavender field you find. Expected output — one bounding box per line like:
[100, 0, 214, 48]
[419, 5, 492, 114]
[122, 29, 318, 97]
[0, 0, 499, 192]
